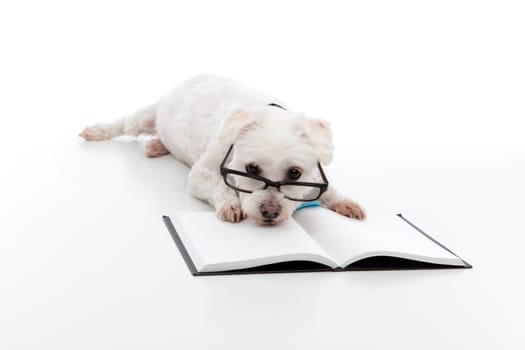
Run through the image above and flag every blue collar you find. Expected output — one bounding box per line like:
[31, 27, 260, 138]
[296, 201, 321, 211]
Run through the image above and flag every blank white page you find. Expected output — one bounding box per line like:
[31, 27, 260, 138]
[172, 211, 337, 272]
[293, 208, 462, 267]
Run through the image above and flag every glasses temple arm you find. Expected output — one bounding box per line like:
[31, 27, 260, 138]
[317, 162, 329, 185]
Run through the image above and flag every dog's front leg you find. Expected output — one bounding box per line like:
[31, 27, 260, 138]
[188, 159, 245, 223]
[320, 186, 366, 220]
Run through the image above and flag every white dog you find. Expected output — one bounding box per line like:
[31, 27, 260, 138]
[80, 74, 365, 225]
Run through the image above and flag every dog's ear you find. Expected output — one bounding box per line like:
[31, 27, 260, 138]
[217, 108, 258, 146]
[298, 114, 334, 165]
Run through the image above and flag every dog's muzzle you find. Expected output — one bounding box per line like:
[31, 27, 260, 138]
[260, 201, 282, 221]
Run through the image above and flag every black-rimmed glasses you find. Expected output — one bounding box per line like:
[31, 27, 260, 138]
[220, 144, 329, 201]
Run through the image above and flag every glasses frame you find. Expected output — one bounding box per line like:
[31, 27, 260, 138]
[219, 144, 329, 202]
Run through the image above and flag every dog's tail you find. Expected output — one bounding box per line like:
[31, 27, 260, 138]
[79, 103, 157, 141]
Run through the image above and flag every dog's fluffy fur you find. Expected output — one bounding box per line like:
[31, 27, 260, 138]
[80, 74, 365, 224]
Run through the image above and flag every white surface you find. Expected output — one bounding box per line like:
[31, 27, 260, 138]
[1, 1, 525, 349]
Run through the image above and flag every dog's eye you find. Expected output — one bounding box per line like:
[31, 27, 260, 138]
[287, 167, 302, 180]
[245, 164, 260, 175]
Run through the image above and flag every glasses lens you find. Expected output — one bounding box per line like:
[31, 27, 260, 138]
[280, 184, 321, 201]
[225, 173, 267, 192]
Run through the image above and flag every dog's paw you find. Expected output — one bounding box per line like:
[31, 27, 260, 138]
[146, 138, 170, 158]
[79, 126, 111, 141]
[329, 199, 366, 220]
[217, 201, 245, 223]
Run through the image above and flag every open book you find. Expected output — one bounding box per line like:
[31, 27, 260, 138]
[163, 207, 471, 275]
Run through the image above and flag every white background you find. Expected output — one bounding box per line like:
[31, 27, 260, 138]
[1, 1, 524, 349]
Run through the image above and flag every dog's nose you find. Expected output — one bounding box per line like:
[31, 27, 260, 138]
[260, 202, 282, 220]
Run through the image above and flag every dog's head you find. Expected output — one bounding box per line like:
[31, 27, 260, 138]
[218, 105, 333, 225]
